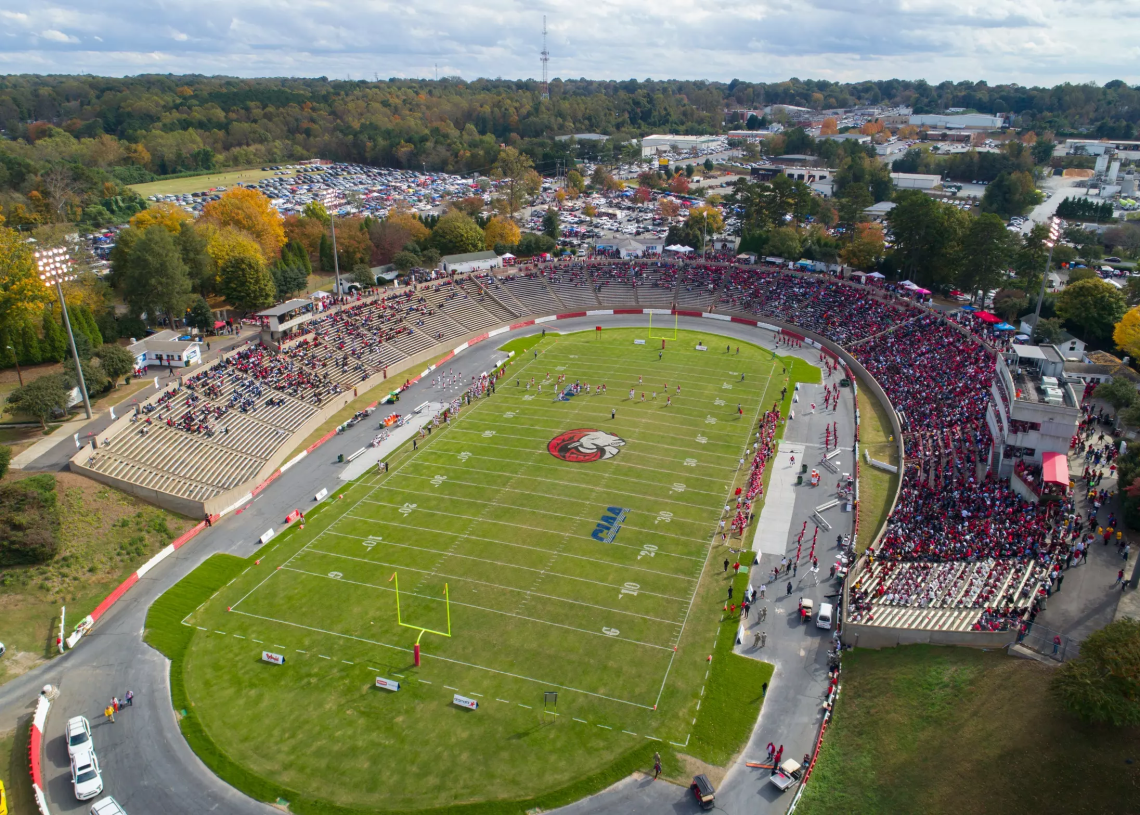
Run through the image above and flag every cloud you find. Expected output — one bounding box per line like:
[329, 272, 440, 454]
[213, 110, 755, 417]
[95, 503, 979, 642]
[40, 29, 79, 43]
[0, 0, 1133, 85]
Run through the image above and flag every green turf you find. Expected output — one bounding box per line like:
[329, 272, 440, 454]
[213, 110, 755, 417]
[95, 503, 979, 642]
[170, 328, 810, 811]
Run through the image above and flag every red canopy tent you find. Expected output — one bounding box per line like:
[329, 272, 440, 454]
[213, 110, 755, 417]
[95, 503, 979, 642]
[974, 310, 1002, 324]
[1041, 451, 1069, 486]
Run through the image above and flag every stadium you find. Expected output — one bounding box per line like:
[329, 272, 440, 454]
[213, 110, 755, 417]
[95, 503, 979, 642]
[13, 256, 1086, 814]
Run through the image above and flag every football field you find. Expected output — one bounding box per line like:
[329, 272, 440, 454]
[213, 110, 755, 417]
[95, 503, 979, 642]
[180, 329, 806, 810]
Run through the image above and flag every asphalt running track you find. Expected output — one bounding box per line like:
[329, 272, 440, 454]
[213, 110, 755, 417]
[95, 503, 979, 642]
[0, 315, 840, 815]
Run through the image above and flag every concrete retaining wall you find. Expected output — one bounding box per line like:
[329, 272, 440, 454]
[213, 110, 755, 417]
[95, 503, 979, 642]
[844, 621, 1016, 650]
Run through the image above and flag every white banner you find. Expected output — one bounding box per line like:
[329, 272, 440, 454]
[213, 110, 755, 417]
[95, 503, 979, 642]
[109, 406, 116, 419]
[452, 694, 479, 710]
[259, 528, 275, 544]
[375, 677, 400, 691]
[154, 376, 160, 389]
[74, 433, 80, 448]
[262, 652, 285, 665]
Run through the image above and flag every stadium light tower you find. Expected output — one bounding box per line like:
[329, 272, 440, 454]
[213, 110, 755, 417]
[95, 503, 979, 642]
[320, 189, 342, 296]
[1030, 216, 1062, 341]
[35, 246, 92, 420]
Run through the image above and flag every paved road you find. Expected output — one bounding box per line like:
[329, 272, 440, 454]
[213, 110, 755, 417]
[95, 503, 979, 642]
[1, 316, 829, 815]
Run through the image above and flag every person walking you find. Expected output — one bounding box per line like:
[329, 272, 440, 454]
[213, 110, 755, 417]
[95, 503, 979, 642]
[1116, 568, 1126, 586]
[105, 705, 115, 724]
[125, 690, 134, 707]
[759, 583, 766, 599]
[754, 631, 763, 648]
[724, 558, 730, 572]
[653, 752, 662, 780]
[786, 581, 793, 596]
[1053, 635, 1062, 655]
[611, 408, 616, 420]
[761, 631, 767, 647]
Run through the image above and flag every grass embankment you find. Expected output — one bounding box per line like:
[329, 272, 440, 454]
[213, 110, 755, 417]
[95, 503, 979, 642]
[854, 376, 899, 553]
[796, 646, 1140, 815]
[0, 472, 193, 686]
[0, 720, 34, 815]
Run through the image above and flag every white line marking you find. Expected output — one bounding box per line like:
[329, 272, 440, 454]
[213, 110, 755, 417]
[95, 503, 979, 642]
[597, 724, 612, 730]
[518, 704, 533, 709]
[573, 717, 588, 723]
[319, 654, 331, 659]
[497, 698, 511, 704]
[280, 565, 678, 647]
[623, 730, 638, 736]
[229, 608, 655, 707]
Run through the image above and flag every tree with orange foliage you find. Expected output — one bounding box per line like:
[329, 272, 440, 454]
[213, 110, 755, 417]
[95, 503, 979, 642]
[668, 174, 690, 195]
[840, 222, 885, 270]
[1020, 131, 1038, 145]
[860, 121, 885, 136]
[820, 117, 839, 136]
[658, 198, 681, 218]
[130, 202, 191, 234]
[897, 125, 919, 140]
[633, 187, 652, 204]
[200, 187, 286, 261]
[483, 216, 521, 251]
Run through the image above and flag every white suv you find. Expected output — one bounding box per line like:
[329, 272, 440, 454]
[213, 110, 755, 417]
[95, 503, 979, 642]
[90, 796, 127, 814]
[70, 745, 103, 800]
[66, 716, 93, 760]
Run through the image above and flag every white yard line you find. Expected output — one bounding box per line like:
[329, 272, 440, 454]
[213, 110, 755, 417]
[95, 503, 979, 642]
[323, 526, 699, 583]
[306, 544, 691, 601]
[228, 608, 654, 709]
[280, 564, 684, 634]
[349, 502, 709, 550]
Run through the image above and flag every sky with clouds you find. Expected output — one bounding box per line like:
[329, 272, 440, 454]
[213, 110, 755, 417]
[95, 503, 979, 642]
[0, 0, 1135, 86]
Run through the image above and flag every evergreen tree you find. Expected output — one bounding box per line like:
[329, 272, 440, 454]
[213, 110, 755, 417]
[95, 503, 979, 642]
[40, 307, 68, 362]
[318, 232, 334, 272]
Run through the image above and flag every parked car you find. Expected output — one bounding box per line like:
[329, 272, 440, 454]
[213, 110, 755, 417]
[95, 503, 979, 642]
[66, 716, 93, 760]
[70, 746, 103, 801]
[90, 796, 128, 815]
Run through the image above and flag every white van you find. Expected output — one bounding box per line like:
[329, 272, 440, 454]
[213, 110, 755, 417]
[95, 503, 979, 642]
[816, 602, 834, 630]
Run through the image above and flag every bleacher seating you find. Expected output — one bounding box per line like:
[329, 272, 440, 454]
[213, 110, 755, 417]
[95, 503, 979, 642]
[72, 258, 1067, 639]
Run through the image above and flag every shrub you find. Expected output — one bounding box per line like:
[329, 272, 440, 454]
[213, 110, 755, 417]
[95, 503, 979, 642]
[0, 474, 62, 565]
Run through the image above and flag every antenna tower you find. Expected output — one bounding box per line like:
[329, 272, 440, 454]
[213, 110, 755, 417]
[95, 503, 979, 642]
[541, 16, 550, 100]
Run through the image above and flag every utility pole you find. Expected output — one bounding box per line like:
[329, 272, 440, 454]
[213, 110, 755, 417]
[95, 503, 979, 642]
[1031, 217, 1061, 339]
[35, 247, 92, 420]
[321, 190, 342, 296]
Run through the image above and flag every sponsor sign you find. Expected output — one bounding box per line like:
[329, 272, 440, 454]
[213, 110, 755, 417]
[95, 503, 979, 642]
[591, 507, 630, 543]
[314, 488, 328, 501]
[548, 429, 626, 463]
[375, 677, 401, 691]
[695, 344, 708, 351]
[262, 651, 286, 665]
[633, 339, 646, 345]
[259, 528, 275, 544]
[453, 694, 479, 710]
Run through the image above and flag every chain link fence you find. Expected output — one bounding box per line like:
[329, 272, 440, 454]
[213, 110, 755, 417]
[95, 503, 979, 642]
[1016, 621, 1082, 662]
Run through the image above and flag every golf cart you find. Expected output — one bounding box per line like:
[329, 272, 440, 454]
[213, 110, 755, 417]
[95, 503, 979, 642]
[770, 757, 803, 792]
[689, 773, 715, 811]
[798, 597, 813, 624]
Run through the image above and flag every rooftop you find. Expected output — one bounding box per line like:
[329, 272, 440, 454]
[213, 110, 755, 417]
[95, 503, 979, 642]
[441, 250, 500, 264]
[257, 298, 312, 318]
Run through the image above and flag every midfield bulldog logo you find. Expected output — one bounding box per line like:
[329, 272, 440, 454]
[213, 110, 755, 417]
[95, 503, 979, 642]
[548, 429, 626, 463]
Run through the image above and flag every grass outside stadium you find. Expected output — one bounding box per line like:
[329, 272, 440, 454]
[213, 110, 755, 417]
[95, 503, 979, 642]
[145, 328, 815, 813]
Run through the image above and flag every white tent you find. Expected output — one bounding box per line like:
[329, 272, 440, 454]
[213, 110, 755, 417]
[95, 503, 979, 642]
[666, 244, 694, 253]
[499, 253, 516, 260]
[867, 272, 886, 279]
[899, 279, 919, 289]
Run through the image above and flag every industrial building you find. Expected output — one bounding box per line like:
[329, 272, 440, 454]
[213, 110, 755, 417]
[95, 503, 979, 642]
[890, 172, 942, 190]
[640, 134, 720, 156]
[910, 113, 1004, 130]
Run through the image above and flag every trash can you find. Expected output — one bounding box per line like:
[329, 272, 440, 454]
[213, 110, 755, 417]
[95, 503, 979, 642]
[337, 453, 345, 463]
[797, 475, 803, 485]
[801, 464, 808, 474]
